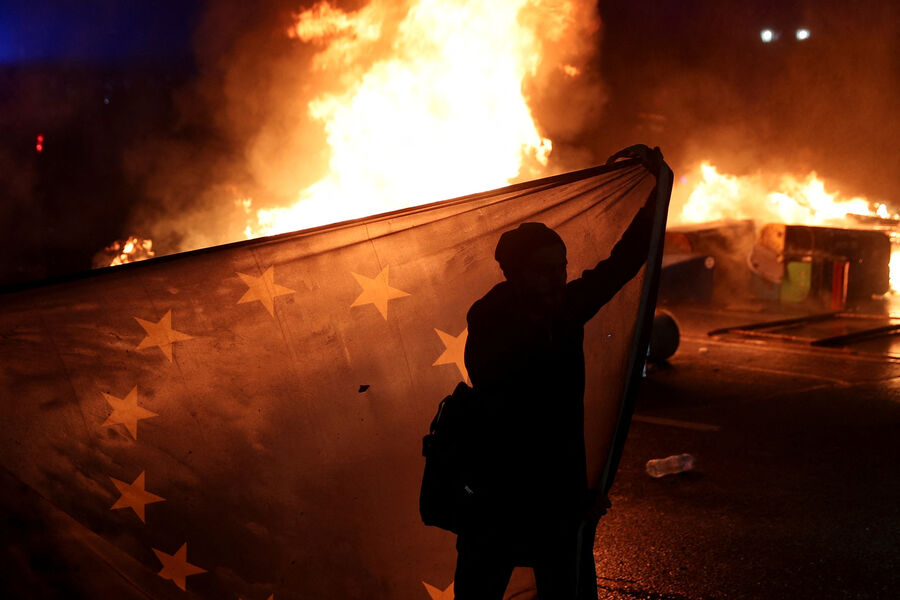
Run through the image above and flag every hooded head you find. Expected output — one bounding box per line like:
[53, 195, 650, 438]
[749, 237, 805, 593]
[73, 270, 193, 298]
[494, 222, 567, 310]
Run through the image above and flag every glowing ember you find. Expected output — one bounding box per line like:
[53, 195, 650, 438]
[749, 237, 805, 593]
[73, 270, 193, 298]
[103, 236, 155, 267]
[671, 162, 900, 292]
[246, 0, 594, 237]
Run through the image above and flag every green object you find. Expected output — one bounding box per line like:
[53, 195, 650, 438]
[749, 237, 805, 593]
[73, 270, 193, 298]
[780, 261, 811, 303]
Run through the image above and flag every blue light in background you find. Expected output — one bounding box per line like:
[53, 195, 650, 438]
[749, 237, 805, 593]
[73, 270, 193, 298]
[0, 0, 201, 64]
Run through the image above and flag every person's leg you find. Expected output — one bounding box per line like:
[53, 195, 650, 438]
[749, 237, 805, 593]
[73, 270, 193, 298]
[533, 557, 577, 600]
[574, 520, 598, 600]
[453, 537, 515, 600]
[532, 530, 579, 600]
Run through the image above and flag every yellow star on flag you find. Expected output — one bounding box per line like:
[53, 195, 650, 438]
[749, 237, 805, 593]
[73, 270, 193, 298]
[135, 310, 193, 362]
[109, 471, 165, 523]
[152, 542, 207, 591]
[433, 328, 469, 383]
[350, 266, 410, 320]
[237, 266, 295, 316]
[423, 581, 454, 600]
[102, 386, 158, 439]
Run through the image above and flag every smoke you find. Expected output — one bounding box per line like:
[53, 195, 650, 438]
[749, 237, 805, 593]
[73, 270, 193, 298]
[123, 1, 327, 253]
[0, 64, 151, 285]
[0, 141, 40, 283]
[594, 0, 900, 210]
[521, 0, 607, 171]
[123, 0, 607, 255]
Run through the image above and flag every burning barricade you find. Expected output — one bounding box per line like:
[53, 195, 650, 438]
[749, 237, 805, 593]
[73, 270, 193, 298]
[660, 163, 896, 310]
[748, 224, 890, 309]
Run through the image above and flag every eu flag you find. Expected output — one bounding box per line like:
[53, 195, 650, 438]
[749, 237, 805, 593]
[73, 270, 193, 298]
[0, 154, 670, 599]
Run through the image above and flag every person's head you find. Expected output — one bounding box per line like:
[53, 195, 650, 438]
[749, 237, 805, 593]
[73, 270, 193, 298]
[494, 222, 567, 310]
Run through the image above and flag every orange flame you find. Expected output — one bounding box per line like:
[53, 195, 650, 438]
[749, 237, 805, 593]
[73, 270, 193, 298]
[246, 0, 594, 237]
[104, 236, 155, 267]
[672, 162, 888, 226]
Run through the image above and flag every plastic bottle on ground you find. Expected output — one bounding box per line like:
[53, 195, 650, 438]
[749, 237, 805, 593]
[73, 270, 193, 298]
[645, 453, 696, 478]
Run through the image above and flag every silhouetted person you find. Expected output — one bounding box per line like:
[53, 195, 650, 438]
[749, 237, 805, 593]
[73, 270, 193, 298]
[454, 157, 659, 599]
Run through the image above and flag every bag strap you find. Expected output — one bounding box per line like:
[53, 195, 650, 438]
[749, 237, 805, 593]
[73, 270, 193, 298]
[428, 395, 450, 435]
[428, 382, 474, 435]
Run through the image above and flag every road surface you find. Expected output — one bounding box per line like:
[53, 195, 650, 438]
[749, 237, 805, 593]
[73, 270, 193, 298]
[592, 305, 900, 599]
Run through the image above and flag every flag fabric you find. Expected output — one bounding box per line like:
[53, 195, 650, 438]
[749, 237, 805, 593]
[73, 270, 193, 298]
[0, 157, 670, 600]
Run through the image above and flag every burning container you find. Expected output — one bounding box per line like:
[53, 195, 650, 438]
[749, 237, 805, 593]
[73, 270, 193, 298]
[661, 220, 756, 303]
[750, 224, 891, 307]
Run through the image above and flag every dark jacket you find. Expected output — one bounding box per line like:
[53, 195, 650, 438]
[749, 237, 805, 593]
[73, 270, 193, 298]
[461, 203, 653, 559]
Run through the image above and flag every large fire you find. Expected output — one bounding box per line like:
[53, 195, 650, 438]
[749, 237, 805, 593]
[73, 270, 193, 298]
[244, 0, 594, 238]
[671, 162, 900, 292]
[102, 0, 597, 268]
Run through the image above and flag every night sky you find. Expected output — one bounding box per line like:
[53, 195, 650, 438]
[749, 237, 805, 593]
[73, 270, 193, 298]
[1, 0, 897, 287]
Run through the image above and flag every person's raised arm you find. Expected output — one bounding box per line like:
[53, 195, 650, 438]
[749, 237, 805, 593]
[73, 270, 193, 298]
[566, 145, 665, 324]
[566, 196, 655, 324]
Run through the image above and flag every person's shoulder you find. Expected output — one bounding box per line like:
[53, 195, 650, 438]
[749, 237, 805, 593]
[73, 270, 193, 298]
[467, 281, 513, 323]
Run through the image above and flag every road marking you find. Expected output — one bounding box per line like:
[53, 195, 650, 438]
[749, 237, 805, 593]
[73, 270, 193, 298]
[632, 414, 721, 432]
[719, 362, 851, 385]
[682, 336, 858, 384]
[684, 334, 900, 367]
[762, 382, 849, 400]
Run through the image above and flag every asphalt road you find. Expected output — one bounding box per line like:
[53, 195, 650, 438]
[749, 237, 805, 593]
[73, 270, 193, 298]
[592, 308, 900, 600]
